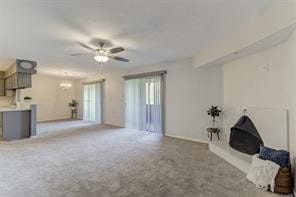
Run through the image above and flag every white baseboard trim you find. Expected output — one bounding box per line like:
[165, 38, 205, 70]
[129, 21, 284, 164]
[103, 123, 125, 128]
[165, 134, 208, 144]
[37, 118, 75, 123]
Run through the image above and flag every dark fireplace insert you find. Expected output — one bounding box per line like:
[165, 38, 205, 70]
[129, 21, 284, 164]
[229, 115, 264, 155]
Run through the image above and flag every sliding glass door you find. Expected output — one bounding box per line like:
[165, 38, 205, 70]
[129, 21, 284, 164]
[125, 75, 164, 133]
[83, 83, 101, 123]
[145, 76, 162, 132]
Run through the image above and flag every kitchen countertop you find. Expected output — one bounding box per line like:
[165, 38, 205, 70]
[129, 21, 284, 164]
[0, 105, 33, 112]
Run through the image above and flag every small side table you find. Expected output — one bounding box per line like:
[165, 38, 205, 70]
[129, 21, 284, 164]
[71, 108, 77, 119]
[207, 128, 221, 141]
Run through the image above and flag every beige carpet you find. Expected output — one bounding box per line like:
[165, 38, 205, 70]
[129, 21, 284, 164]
[0, 120, 286, 197]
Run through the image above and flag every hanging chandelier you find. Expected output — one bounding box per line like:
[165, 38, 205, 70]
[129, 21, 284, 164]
[60, 73, 72, 91]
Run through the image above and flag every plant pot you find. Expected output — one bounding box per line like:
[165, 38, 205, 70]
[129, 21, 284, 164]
[212, 119, 216, 128]
[24, 100, 31, 108]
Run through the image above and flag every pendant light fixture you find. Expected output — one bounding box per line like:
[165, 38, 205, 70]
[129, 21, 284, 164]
[60, 72, 72, 91]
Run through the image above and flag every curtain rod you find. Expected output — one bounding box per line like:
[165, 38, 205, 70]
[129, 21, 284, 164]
[123, 70, 167, 80]
[82, 79, 106, 85]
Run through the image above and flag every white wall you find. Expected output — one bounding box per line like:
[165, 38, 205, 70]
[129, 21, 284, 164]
[0, 96, 11, 106]
[223, 30, 296, 155]
[128, 58, 223, 142]
[21, 74, 77, 122]
[194, 1, 296, 68]
[76, 58, 223, 141]
[75, 68, 127, 127]
[75, 58, 223, 142]
[223, 30, 296, 192]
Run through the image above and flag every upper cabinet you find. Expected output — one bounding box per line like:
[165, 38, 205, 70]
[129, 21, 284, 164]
[4, 59, 37, 90]
[0, 72, 5, 96]
[5, 73, 32, 90]
[0, 79, 4, 96]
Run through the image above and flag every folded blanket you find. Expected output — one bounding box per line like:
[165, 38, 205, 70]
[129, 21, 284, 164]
[247, 154, 280, 192]
[259, 146, 290, 167]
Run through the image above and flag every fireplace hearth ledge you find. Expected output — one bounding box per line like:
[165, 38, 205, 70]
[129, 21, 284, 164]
[209, 139, 252, 174]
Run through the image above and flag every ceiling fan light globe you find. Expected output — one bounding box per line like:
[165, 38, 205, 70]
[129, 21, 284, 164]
[98, 49, 105, 54]
[94, 55, 109, 63]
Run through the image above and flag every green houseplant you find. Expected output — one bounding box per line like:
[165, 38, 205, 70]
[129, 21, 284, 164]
[24, 96, 32, 102]
[207, 106, 222, 127]
[69, 100, 78, 109]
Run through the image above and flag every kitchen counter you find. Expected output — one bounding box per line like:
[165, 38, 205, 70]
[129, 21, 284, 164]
[0, 106, 31, 112]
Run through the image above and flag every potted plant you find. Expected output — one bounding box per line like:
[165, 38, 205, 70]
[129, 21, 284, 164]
[24, 96, 32, 102]
[69, 100, 78, 109]
[207, 106, 222, 128]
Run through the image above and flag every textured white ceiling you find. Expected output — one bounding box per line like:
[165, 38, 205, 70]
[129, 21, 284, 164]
[0, 0, 271, 78]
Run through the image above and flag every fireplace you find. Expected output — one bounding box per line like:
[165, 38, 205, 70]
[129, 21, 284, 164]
[229, 115, 263, 155]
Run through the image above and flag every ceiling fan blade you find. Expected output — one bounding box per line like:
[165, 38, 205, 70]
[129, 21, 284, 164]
[76, 42, 96, 51]
[70, 53, 92, 56]
[110, 56, 129, 62]
[109, 47, 125, 54]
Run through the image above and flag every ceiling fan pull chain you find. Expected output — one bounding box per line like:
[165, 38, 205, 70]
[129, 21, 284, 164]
[99, 63, 103, 75]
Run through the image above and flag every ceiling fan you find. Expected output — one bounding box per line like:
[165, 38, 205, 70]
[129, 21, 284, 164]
[71, 41, 129, 64]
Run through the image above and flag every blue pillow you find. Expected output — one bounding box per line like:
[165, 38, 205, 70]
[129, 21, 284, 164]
[259, 146, 290, 167]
